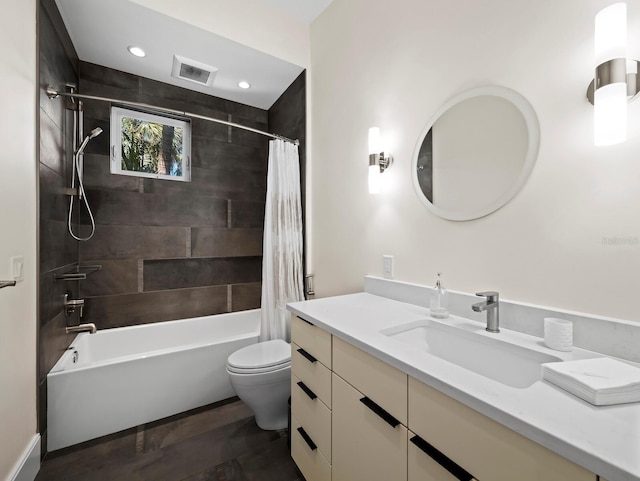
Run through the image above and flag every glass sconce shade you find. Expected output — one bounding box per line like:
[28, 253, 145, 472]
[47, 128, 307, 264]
[368, 127, 381, 155]
[594, 2, 628, 146]
[368, 164, 381, 194]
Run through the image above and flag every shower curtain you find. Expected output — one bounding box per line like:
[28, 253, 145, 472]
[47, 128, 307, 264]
[260, 139, 304, 342]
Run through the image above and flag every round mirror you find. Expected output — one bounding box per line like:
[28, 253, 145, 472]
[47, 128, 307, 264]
[411, 86, 539, 221]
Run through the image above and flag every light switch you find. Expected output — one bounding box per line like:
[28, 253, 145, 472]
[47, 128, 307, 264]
[10, 256, 24, 282]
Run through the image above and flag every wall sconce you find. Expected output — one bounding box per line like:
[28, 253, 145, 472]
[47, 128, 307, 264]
[587, 2, 640, 146]
[368, 127, 393, 194]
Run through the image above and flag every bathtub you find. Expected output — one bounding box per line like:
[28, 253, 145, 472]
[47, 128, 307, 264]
[47, 309, 260, 452]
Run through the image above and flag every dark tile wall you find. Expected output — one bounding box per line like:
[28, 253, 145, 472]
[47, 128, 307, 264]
[268, 71, 307, 280]
[37, 0, 81, 446]
[77, 62, 270, 329]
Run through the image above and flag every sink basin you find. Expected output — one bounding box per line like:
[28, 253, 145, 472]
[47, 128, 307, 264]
[382, 319, 562, 388]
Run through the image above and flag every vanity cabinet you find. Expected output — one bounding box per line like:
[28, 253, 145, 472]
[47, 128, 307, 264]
[290, 316, 332, 481]
[290, 316, 599, 481]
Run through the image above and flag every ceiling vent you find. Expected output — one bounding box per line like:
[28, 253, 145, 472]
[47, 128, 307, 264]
[171, 55, 218, 87]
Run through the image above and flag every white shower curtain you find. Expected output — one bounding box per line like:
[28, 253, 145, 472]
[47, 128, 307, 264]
[260, 139, 304, 342]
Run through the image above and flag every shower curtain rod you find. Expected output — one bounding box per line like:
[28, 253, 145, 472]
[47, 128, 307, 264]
[45, 86, 300, 146]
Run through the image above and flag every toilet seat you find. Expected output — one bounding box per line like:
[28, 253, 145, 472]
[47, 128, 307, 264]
[227, 339, 291, 374]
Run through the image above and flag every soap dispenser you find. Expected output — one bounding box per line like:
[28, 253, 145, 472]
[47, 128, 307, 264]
[430, 273, 449, 319]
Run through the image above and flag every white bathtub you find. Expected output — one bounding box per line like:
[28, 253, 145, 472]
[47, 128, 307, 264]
[47, 309, 260, 451]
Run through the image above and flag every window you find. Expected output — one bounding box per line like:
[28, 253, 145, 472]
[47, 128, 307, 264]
[110, 106, 191, 181]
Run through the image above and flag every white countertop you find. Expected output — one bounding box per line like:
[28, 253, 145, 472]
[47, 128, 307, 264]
[287, 292, 640, 481]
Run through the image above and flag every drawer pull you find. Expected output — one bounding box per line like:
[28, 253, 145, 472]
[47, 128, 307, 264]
[297, 347, 318, 363]
[410, 434, 477, 481]
[299, 317, 314, 326]
[297, 381, 318, 400]
[297, 426, 317, 451]
[359, 396, 400, 428]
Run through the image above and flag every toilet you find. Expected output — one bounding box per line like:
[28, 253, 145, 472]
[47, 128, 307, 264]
[226, 339, 291, 430]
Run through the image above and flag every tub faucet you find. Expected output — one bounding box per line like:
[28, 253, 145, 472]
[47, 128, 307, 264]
[471, 291, 500, 333]
[66, 323, 97, 334]
[64, 292, 85, 318]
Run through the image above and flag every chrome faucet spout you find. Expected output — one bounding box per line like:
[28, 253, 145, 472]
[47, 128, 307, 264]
[472, 291, 500, 333]
[471, 301, 493, 312]
[66, 323, 97, 334]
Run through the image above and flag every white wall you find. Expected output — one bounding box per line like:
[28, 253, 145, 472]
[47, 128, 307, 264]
[310, 0, 640, 322]
[130, 0, 310, 68]
[0, 0, 38, 479]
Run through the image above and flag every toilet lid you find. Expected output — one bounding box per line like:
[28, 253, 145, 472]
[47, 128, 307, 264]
[227, 339, 291, 371]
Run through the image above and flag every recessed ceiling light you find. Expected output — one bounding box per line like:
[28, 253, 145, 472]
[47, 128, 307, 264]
[127, 45, 146, 58]
[238, 81, 251, 89]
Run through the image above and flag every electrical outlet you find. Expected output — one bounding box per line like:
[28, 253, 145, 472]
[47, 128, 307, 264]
[383, 255, 393, 279]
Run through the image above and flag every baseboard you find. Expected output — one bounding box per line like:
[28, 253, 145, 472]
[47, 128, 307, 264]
[8, 434, 40, 481]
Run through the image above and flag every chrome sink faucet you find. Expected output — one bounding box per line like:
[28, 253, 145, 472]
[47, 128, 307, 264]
[471, 291, 500, 333]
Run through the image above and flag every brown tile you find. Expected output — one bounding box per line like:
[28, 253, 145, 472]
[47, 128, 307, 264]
[78, 225, 188, 260]
[83, 153, 140, 192]
[39, 311, 75, 381]
[78, 225, 142, 260]
[191, 137, 268, 172]
[40, 163, 68, 223]
[84, 286, 228, 328]
[143, 257, 261, 291]
[142, 400, 253, 453]
[39, 378, 47, 436]
[36, 428, 138, 481]
[190, 116, 230, 143]
[40, 263, 78, 326]
[79, 259, 139, 297]
[37, 399, 302, 481]
[141, 167, 267, 203]
[40, 219, 78, 273]
[80, 61, 140, 92]
[192, 168, 267, 202]
[81, 189, 144, 226]
[229, 200, 265, 229]
[231, 283, 261, 312]
[191, 228, 262, 258]
[142, 193, 227, 227]
[40, 115, 65, 176]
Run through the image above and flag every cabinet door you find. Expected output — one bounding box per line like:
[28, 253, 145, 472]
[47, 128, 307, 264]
[409, 378, 596, 481]
[332, 373, 407, 481]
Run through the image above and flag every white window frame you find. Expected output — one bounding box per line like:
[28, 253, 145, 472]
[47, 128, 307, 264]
[110, 106, 191, 182]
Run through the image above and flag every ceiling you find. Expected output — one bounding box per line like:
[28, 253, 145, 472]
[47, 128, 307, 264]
[55, 0, 332, 109]
[257, 0, 334, 23]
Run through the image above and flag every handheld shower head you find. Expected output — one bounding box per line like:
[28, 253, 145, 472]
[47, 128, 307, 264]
[89, 127, 103, 139]
[76, 127, 103, 155]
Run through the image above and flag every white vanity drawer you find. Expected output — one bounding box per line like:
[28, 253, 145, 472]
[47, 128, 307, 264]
[291, 315, 332, 368]
[332, 336, 407, 425]
[291, 373, 331, 462]
[292, 415, 331, 481]
[292, 342, 332, 408]
[408, 377, 595, 481]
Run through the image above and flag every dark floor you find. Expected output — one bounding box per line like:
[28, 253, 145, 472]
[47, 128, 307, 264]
[36, 398, 303, 481]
